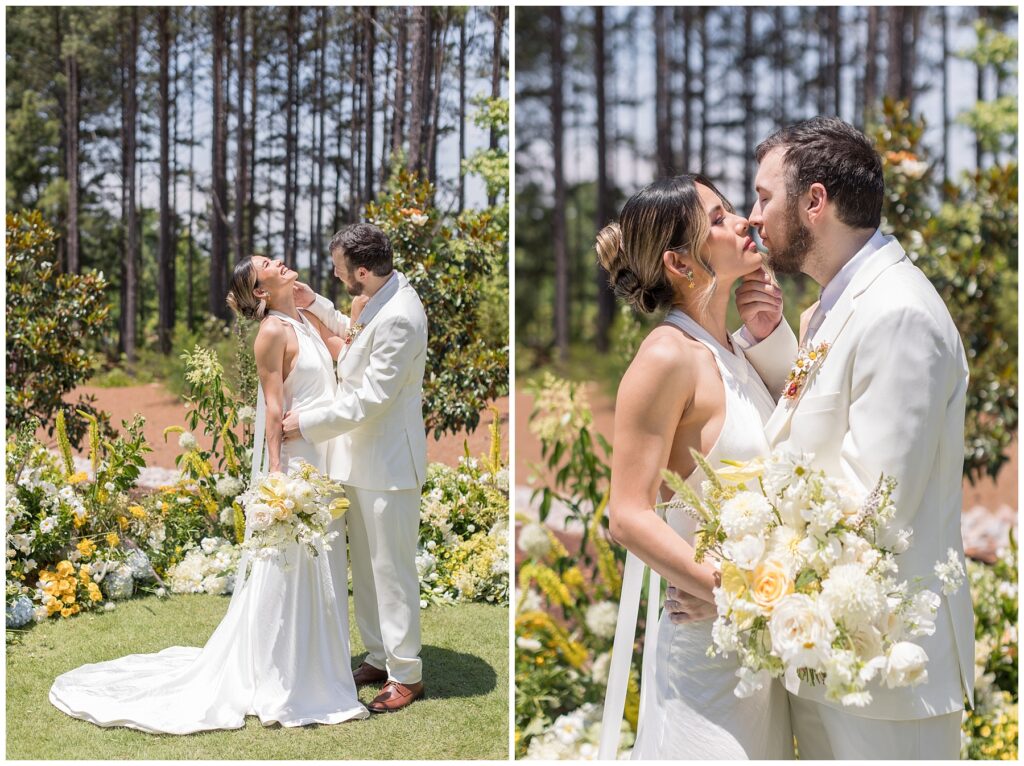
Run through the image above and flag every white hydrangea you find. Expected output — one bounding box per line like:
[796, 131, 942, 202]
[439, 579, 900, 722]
[585, 600, 618, 640]
[215, 475, 244, 498]
[518, 523, 552, 560]
[934, 548, 965, 596]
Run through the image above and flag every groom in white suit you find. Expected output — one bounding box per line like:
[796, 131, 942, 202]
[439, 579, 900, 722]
[668, 118, 974, 758]
[282, 223, 428, 713]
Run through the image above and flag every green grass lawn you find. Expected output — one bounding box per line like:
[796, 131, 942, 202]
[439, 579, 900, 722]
[7, 594, 508, 760]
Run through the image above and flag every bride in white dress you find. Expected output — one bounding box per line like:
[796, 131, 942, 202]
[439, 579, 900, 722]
[49, 255, 369, 733]
[593, 176, 793, 759]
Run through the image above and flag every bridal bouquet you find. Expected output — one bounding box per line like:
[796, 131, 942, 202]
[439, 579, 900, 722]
[662, 448, 965, 707]
[238, 461, 349, 562]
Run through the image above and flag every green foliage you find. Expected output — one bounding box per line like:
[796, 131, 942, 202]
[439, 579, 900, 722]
[366, 169, 508, 438]
[962, 532, 1018, 759]
[5, 211, 112, 446]
[870, 99, 1018, 481]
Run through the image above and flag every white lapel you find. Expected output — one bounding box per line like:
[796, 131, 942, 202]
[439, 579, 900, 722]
[765, 238, 908, 445]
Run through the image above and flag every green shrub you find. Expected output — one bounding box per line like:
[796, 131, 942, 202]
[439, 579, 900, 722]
[366, 170, 509, 438]
[5, 210, 112, 445]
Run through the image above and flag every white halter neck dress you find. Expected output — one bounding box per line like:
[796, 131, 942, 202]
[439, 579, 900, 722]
[601, 308, 793, 760]
[49, 310, 369, 733]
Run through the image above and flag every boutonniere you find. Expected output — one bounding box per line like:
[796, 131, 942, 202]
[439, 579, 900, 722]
[344, 323, 365, 346]
[782, 341, 830, 401]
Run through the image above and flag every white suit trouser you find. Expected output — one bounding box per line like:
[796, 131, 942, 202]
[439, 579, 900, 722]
[338, 486, 422, 685]
[789, 693, 962, 760]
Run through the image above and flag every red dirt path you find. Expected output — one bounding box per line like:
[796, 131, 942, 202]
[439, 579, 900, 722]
[36, 384, 509, 470]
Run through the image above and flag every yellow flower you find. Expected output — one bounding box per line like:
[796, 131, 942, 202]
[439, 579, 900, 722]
[72, 513, 88, 529]
[76, 538, 97, 558]
[117, 515, 129, 530]
[751, 559, 793, 613]
[67, 471, 89, 485]
[56, 560, 75, 577]
[106, 533, 120, 547]
[129, 505, 147, 519]
[60, 606, 73, 618]
[329, 497, 350, 519]
[562, 566, 585, 592]
[721, 561, 750, 600]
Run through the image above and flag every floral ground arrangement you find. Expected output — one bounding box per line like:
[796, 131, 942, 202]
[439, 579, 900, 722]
[6, 347, 509, 755]
[514, 375, 1018, 760]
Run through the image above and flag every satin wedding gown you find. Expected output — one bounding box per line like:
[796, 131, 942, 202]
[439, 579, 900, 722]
[49, 310, 369, 733]
[601, 309, 794, 760]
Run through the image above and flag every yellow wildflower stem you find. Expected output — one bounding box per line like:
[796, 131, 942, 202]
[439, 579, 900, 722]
[590, 491, 622, 598]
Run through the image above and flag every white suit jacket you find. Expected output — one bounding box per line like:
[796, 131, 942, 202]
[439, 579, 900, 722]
[742, 236, 974, 721]
[298, 272, 428, 492]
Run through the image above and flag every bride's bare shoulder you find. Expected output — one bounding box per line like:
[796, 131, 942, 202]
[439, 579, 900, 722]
[617, 325, 706, 407]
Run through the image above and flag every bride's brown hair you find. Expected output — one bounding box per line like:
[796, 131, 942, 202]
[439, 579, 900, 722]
[596, 174, 734, 317]
[225, 257, 268, 321]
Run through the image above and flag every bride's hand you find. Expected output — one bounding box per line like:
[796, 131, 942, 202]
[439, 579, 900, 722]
[735, 268, 783, 342]
[664, 584, 717, 624]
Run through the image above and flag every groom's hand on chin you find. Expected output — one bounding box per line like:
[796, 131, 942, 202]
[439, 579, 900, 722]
[281, 410, 302, 441]
[664, 585, 716, 624]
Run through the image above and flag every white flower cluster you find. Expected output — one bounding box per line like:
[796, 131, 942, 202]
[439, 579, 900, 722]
[523, 703, 634, 760]
[518, 523, 552, 560]
[214, 475, 245, 499]
[688, 448, 963, 707]
[166, 537, 240, 596]
[236, 461, 343, 565]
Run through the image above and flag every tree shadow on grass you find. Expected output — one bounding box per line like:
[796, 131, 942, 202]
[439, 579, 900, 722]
[353, 645, 497, 699]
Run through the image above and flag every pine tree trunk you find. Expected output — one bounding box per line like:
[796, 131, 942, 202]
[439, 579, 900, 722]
[284, 7, 299, 268]
[699, 9, 709, 172]
[407, 7, 428, 174]
[488, 7, 506, 206]
[158, 7, 174, 353]
[234, 6, 247, 267]
[594, 6, 614, 353]
[364, 8, 376, 202]
[457, 13, 466, 214]
[427, 10, 448, 187]
[681, 7, 692, 167]
[391, 7, 408, 163]
[64, 24, 80, 273]
[551, 7, 569, 362]
[314, 8, 327, 292]
[940, 7, 950, 184]
[210, 6, 229, 318]
[865, 7, 878, 122]
[120, 8, 139, 362]
[187, 10, 197, 331]
[654, 7, 671, 176]
[247, 8, 258, 257]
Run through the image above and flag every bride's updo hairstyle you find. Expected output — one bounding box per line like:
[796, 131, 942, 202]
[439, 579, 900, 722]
[596, 174, 734, 316]
[226, 256, 268, 321]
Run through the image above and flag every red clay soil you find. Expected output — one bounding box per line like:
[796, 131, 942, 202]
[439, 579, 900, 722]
[516, 385, 1018, 513]
[34, 384, 509, 470]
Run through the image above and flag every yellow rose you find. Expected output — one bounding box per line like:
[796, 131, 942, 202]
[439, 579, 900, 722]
[751, 559, 793, 613]
[106, 533, 120, 547]
[720, 561, 750, 600]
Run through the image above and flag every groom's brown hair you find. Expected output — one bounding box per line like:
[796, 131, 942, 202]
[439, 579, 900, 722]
[329, 223, 393, 276]
[755, 116, 883, 230]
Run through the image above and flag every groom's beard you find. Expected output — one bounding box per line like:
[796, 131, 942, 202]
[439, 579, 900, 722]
[345, 277, 366, 296]
[765, 200, 814, 275]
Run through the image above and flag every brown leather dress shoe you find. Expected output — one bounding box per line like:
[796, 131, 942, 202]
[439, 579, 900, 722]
[352, 661, 388, 687]
[367, 680, 424, 713]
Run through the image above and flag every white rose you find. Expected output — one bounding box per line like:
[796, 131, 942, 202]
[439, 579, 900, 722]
[723, 534, 766, 570]
[883, 641, 929, 688]
[247, 504, 274, 532]
[768, 593, 836, 670]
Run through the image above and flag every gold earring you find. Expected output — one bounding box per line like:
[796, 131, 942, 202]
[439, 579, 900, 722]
[685, 268, 695, 289]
